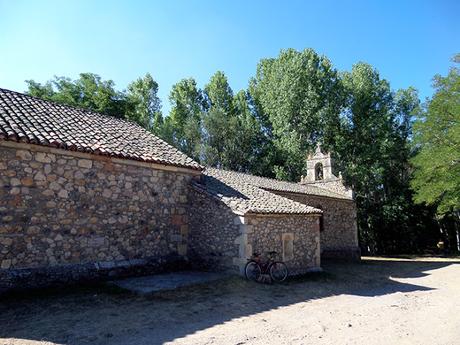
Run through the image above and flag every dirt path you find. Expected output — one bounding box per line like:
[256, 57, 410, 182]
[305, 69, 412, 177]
[1, 257, 460, 345]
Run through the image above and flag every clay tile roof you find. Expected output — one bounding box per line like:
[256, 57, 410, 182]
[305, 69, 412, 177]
[194, 168, 322, 215]
[0, 88, 202, 170]
[205, 168, 351, 200]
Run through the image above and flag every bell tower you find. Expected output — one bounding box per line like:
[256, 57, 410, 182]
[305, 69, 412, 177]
[300, 146, 353, 198]
[303, 146, 336, 182]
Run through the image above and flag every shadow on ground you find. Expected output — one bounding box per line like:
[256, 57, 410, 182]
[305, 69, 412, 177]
[0, 258, 457, 345]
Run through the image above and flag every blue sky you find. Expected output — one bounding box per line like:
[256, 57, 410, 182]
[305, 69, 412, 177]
[0, 0, 458, 113]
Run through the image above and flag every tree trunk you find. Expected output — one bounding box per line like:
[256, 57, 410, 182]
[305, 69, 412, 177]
[455, 211, 460, 253]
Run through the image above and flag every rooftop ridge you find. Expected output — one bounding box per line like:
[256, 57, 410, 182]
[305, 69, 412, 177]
[204, 167, 351, 200]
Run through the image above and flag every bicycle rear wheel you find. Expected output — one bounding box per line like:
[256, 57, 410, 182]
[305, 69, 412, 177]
[245, 261, 262, 281]
[269, 262, 288, 282]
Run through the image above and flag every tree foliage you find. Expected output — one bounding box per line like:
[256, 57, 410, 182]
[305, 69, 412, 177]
[200, 71, 267, 171]
[411, 55, 460, 216]
[125, 73, 162, 131]
[168, 78, 204, 160]
[26, 73, 127, 118]
[337, 63, 438, 253]
[24, 50, 459, 254]
[250, 48, 344, 180]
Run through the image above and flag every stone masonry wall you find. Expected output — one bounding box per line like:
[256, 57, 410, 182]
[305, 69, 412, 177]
[247, 215, 321, 275]
[273, 191, 360, 260]
[0, 142, 196, 291]
[188, 187, 240, 273]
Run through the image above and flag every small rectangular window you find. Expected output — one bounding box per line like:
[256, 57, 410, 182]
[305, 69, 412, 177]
[282, 233, 294, 261]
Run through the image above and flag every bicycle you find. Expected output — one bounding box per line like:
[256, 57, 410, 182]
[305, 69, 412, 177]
[244, 251, 289, 283]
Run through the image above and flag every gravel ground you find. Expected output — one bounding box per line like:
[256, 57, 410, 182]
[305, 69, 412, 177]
[1, 257, 459, 345]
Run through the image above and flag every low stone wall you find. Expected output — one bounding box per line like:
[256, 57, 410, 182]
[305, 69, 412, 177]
[0, 255, 188, 292]
[273, 191, 360, 260]
[246, 214, 321, 275]
[0, 142, 197, 292]
[187, 187, 240, 273]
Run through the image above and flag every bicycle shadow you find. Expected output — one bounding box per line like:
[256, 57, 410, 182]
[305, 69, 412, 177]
[0, 258, 458, 345]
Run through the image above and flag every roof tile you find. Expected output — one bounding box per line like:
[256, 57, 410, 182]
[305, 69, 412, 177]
[206, 168, 351, 200]
[195, 168, 322, 215]
[0, 88, 202, 170]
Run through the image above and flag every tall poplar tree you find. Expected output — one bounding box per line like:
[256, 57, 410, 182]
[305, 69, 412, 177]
[411, 55, 460, 251]
[126, 73, 162, 131]
[168, 78, 205, 160]
[250, 48, 344, 180]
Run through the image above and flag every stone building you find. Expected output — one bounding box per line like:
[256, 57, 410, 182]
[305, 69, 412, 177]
[0, 88, 359, 292]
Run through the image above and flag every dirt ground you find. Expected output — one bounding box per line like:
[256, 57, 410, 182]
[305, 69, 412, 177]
[1, 257, 460, 345]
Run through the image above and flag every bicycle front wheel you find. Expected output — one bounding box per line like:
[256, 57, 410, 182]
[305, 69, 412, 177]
[269, 262, 288, 282]
[245, 261, 262, 281]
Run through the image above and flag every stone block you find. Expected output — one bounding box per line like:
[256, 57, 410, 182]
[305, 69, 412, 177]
[10, 177, 21, 187]
[49, 181, 61, 191]
[102, 189, 112, 198]
[1, 259, 12, 269]
[180, 225, 188, 236]
[57, 190, 68, 198]
[35, 152, 55, 163]
[9, 187, 20, 195]
[34, 171, 46, 181]
[171, 215, 183, 225]
[44, 164, 52, 174]
[21, 177, 34, 186]
[77, 159, 92, 169]
[16, 150, 32, 160]
[177, 244, 187, 256]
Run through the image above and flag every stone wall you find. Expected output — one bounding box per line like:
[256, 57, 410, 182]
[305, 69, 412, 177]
[188, 188, 322, 275]
[246, 215, 321, 275]
[188, 187, 240, 273]
[0, 142, 198, 292]
[273, 191, 360, 260]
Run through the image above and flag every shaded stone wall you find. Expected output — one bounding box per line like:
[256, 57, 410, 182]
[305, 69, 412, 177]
[0, 142, 197, 291]
[188, 188, 240, 273]
[272, 191, 360, 260]
[246, 215, 321, 275]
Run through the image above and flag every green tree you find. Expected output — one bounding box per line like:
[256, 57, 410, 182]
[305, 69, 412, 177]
[168, 78, 205, 160]
[204, 71, 234, 113]
[336, 63, 440, 254]
[338, 63, 396, 252]
[126, 73, 162, 131]
[411, 55, 460, 215]
[231, 90, 269, 172]
[250, 48, 344, 180]
[201, 71, 237, 167]
[410, 55, 460, 250]
[201, 71, 267, 171]
[26, 73, 127, 118]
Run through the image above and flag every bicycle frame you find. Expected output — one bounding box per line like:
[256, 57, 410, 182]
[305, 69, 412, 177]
[248, 253, 276, 274]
